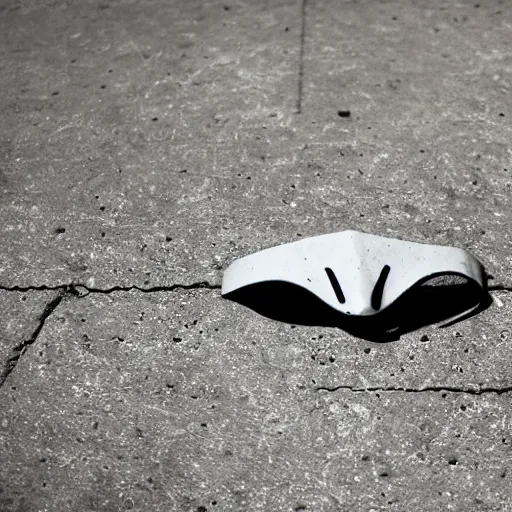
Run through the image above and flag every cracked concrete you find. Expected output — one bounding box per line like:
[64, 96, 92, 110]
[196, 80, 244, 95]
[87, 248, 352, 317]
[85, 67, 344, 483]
[0, 289, 512, 511]
[316, 385, 512, 396]
[1, 0, 512, 510]
[0, 284, 221, 386]
[0, 290, 61, 385]
[0, 282, 222, 294]
[0, 292, 65, 387]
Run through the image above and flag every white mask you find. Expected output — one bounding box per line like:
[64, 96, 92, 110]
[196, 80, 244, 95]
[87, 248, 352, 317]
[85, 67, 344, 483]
[222, 230, 484, 317]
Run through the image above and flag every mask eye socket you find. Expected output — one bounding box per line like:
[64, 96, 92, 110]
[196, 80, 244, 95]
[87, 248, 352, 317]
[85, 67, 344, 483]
[371, 264, 391, 311]
[324, 267, 346, 304]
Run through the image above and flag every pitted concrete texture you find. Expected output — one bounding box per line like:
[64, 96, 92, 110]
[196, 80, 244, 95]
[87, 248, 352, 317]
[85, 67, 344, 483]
[1, 0, 511, 289]
[1, 0, 512, 511]
[0, 289, 511, 511]
[300, 0, 512, 285]
[0, 0, 301, 288]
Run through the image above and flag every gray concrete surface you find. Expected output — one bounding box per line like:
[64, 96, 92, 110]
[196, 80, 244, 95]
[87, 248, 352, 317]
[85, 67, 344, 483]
[0, 290, 60, 383]
[1, 0, 512, 511]
[1, 290, 512, 512]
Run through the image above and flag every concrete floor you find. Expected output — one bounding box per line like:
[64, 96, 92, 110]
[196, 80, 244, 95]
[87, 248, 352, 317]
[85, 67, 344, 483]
[1, 0, 512, 510]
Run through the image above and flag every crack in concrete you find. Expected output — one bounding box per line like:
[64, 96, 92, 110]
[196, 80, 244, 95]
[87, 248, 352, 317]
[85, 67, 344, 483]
[488, 285, 512, 292]
[0, 282, 221, 295]
[0, 281, 221, 388]
[0, 282, 509, 295]
[316, 384, 512, 396]
[0, 293, 65, 388]
[0, 281, 508, 389]
[296, 0, 308, 114]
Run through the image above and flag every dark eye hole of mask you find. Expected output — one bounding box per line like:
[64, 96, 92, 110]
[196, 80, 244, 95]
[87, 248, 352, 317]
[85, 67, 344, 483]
[324, 267, 346, 304]
[370, 264, 391, 311]
[324, 264, 393, 311]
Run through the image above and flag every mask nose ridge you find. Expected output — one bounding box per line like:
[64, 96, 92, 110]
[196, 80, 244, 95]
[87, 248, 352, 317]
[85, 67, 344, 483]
[345, 295, 376, 316]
